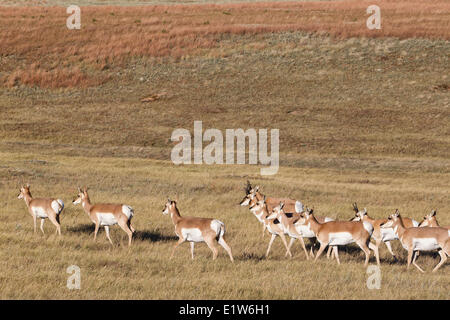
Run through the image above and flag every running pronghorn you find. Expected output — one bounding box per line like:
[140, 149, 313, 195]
[381, 210, 449, 272]
[299, 207, 379, 266]
[72, 187, 135, 246]
[162, 199, 234, 262]
[267, 201, 336, 260]
[249, 196, 293, 258]
[419, 210, 450, 229]
[350, 203, 419, 263]
[17, 184, 64, 235]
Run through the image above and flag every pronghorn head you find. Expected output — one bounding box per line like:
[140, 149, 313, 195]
[267, 201, 285, 220]
[303, 207, 314, 220]
[72, 187, 88, 205]
[419, 209, 437, 227]
[249, 195, 266, 213]
[380, 209, 401, 229]
[17, 184, 31, 199]
[162, 198, 176, 215]
[240, 188, 258, 207]
[350, 202, 367, 221]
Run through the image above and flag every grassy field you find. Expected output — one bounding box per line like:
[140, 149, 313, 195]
[0, 1, 449, 299]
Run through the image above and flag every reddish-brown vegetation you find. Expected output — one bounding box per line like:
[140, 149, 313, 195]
[1, 0, 449, 88]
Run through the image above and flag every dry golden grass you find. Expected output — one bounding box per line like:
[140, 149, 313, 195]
[0, 2, 449, 300]
[1, 0, 449, 88]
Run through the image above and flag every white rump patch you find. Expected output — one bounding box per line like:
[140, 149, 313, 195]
[324, 217, 335, 223]
[51, 200, 64, 215]
[295, 201, 304, 213]
[122, 205, 134, 219]
[328, 232, 355, 246]
[412, 237, 439, 251]
[210, 219, 224, 237]
[363, 221, 374, 235]
[181, 228, 204, 242]
[32, 206, 48, 218]
[380, 227, 398, 241]
[96, 213, 118, 226]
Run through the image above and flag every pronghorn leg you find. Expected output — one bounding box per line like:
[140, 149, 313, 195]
[48, 214, 61, 236]
[384, 241, 397, 261]
[118, 220, 133, 247]
[205, 237, 219, 260]
[406, 249, 414, 270]
[190, 242, 195, 260]
[218, 236, 234, 262]
[93, 222, 100, 242]
[279, 233, 292, 258]
[286, 237, 296, 257]
[333, 246, 340, 265]
[327, 245, 333, 260]
[170, 238, 186, 259]
[369, 242, 380, 266]
[104, 226, 113, 246]
[33, 215, 37, 233]
[432, 250, 447, 273]
[262, 224, 266, 238]
[265, 234, 277, 258]
[412, 251, 425, 273]
[314, 243, 328, 262]
[128, 220, 135, 233]
[298, 237, 310, 260]
[55, 214, 61, 235]
[356, 241, 371, 267]
[40, 219, 45, 235]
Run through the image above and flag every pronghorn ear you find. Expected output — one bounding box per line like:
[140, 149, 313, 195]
[363, 208, 367, 214]
[432, 210, 436, 216]
[255, 186, 259, 192]
[279, 202, 284, 209]
[25, 183, 30, 188]
[352, 202, 358, 213]
[78, 187, 82, 193]
[394, 209, 400, 216]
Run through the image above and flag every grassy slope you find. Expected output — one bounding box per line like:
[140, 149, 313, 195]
[0, 3, 449, 299]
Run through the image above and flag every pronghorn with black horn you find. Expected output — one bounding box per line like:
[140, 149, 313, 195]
[419, 210, 449, 229]
[17, 184, 64, 235]
[162, 198, 234, 262]
[249, 196, 293, 258]
[267, 201, 336, 260]
[72, 187, 135, 246]
[350, 202, 419, 263]
[381, 209, 449, 272]
[299, 207, 379, 266]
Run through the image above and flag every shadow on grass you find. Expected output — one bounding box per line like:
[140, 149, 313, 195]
[133, 230, 178, 242]
[66, 224, 178, 243]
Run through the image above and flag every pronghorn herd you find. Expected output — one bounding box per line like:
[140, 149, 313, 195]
[16, 182, 449, 273]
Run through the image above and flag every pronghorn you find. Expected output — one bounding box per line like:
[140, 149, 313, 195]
[350, 202, 419, 263]
[267, 201, 336, 260]
[162, 199, 234, 262]
[17, 184, 64, 235]
[299, 207, 379, 266]
[240, 181, 297, 215]
[248, 196, 293, 258]
[72, 187, 135, 246]
[419, 210, 449, 229]
[240, 185, 301, 237]
[381, 210, 449, 272]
